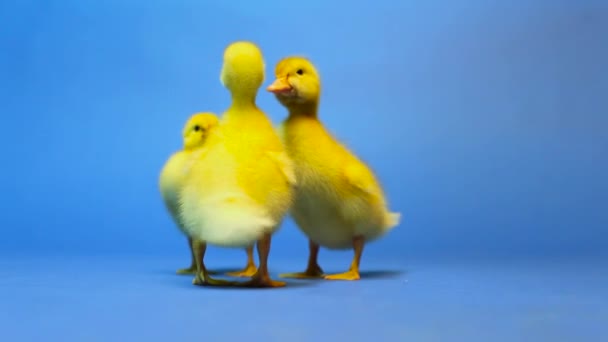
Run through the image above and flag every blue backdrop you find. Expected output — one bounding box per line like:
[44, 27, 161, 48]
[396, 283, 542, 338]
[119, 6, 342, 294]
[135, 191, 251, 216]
[1, 1, 607, 340]
[2, 0, 605, 260]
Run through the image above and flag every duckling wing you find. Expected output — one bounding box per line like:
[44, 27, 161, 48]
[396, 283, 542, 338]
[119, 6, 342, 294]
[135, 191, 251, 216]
[343, 161, 378, 196]
[266, 151, 297, 187]
[343, 161, 402, 231]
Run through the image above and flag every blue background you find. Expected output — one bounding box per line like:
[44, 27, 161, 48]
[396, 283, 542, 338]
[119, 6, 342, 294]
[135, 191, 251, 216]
[1, 0, 606, 341]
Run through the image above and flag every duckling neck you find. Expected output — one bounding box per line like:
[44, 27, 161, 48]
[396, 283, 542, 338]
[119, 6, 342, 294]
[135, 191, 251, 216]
[287, 101, 319, 119]
[229, 91, 258, 111]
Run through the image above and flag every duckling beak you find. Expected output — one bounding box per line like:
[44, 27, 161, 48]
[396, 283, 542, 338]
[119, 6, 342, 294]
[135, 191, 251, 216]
[267, 78, 292, 94]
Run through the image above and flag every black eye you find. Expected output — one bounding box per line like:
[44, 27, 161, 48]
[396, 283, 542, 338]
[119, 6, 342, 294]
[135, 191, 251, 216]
[193, 125, 201, 131]
[296, 69, 304, 75]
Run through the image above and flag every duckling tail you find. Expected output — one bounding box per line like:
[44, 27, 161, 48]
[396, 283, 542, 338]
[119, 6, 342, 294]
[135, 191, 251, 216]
[384, 212, 401, 230]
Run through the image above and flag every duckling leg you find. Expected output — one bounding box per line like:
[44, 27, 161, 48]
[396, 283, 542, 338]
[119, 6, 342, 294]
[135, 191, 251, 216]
[225, 245, 258, 277]
[324, 236, 364, 281]
[191, 239, 237, 287]
[177, 237, 219, 275]
[279, 239, 324, 279]
[238, 233, 286, 288]
[176, 237, 197, 275]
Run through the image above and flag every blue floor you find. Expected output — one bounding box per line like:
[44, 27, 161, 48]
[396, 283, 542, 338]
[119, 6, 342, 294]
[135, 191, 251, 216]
[0, 255, 606, 341]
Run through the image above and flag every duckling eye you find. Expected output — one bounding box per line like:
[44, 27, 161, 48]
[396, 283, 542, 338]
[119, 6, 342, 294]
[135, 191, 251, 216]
[193, 125, 201, 132]
[296, 69, 304, 75]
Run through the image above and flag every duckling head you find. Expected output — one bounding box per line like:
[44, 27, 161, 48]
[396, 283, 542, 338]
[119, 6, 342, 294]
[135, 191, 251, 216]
[182, 112, 219, 150]
[267, 56, 321, 111]
[220, 41, 265, 103]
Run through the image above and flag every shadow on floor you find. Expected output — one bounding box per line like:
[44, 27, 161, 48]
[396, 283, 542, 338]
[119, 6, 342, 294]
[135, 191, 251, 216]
[152, 268, 239, 276]
[169, 276, 320, 290]
[360, 269, 406, 279]
[159, 267, 406, 278]
[159, 268, 320, 290]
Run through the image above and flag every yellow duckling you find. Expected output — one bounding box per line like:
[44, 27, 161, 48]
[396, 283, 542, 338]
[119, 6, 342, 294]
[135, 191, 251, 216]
[179, 41, 295, 288]
[267, 57, 400, 280]
[158, 113, 257, 277]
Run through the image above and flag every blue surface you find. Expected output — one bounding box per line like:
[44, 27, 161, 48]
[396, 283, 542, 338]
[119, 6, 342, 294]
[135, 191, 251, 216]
[1, 0, 607, 341]
[1, 256, 607, 341]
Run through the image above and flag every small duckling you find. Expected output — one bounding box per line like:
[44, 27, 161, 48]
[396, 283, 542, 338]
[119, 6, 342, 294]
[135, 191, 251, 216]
[267, 57, 400, 280]
[159, 112, 257, 277]
[179, 42, 295, 287]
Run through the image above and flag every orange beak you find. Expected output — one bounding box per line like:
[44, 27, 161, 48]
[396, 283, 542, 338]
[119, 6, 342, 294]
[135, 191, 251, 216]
[267, 78, 292, 94]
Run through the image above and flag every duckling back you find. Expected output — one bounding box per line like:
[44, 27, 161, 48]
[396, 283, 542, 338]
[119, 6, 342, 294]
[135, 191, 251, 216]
[179, 42, 294, 248]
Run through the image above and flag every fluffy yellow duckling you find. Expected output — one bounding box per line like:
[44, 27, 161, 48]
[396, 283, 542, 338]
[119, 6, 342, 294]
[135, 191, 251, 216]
[159, 113, 257, 277]
[267, 57, 400, 281]
[179, 41, 295, 288]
